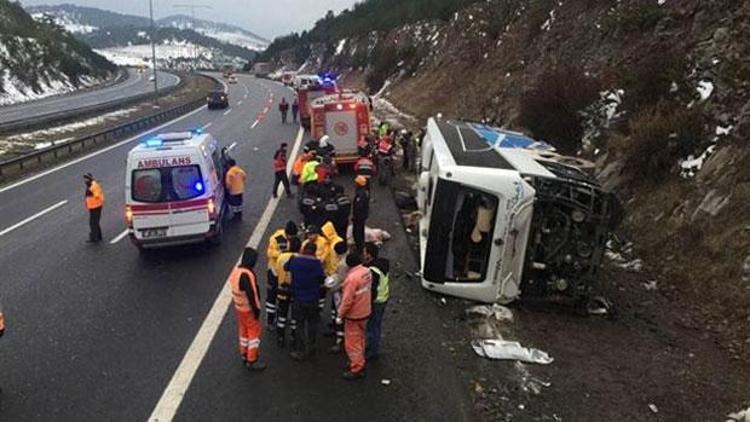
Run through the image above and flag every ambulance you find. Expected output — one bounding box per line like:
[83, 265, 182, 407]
[310, 92, 372, 164]
[124, 130, 227, 250]
[297, 79, 337, 129]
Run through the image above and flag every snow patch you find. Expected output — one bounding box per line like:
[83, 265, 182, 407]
[335, 38, 347, 56]
[679, 144, 716, 178]
[696, 80, 714, 101]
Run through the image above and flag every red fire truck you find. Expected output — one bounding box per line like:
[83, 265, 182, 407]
[310, 92, 372, 164]
[297, 82, 337, 129]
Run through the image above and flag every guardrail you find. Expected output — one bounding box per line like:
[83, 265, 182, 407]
[0, 74, 220, 182]
[0, 71, 181, 134]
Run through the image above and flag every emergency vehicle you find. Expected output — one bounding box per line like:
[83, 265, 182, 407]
[418, 118, 621, 307]
[125, 130, 226, 250]
[297, 80, 337, 129]
[281, 71, 295, 86]
[310, 92, 372, 164]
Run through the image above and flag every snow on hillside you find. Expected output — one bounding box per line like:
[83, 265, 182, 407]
[0, 37, 101, 105]
[30, 12, 97, 34]
[161, 16, 268, 51]
[94, 40, 213, 67]
[195, 28, 267, 52]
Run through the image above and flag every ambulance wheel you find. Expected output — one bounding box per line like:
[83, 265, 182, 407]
[209, 224, 223, 246]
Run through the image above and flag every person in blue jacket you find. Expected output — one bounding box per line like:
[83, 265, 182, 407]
[285, 241, 326, 360]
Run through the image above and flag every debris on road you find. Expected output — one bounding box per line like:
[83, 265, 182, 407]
[726, 407, 750, 422]
[381, 379, 391, 386]
[643, 280, 658, 291]
[471, 339, 554, 364]
[465, 304, 514, 322]
[439, 297, 447, 306]
[648, 403, 659, 414]
[346, 225, 392, 246]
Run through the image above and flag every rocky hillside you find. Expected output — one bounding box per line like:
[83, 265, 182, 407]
[27, 4, 268, 66]
[264, 0, 750, 359]
[0, 0, 115, 105]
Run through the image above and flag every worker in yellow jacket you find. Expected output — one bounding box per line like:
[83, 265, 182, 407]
[265, 221, 299, 328]
[275, 237, 301, 347]
[225, 159, 247, 219]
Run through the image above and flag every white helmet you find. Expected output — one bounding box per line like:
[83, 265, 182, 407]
[320, 135, 330, 147]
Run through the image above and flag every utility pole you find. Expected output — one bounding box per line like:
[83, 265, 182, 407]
[149, 0, 159, 105]
[173, 3, 212, 71]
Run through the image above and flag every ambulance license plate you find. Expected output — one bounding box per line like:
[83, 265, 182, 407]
[141, 228, 167, 239]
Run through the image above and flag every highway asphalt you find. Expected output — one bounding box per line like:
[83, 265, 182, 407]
[0, 68, 180, 126]
[0, 73, 474, 421]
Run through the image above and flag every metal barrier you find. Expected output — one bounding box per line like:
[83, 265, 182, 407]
[0, 97, 206, 182]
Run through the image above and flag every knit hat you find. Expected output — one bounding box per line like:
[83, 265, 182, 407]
[83, 173, 94, 181]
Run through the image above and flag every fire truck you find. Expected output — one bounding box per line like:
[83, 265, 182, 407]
[310, 92, 372, 164]
[297, 81, 337, 129]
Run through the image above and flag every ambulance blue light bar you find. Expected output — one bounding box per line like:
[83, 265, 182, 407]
[144, 138, 163, 147]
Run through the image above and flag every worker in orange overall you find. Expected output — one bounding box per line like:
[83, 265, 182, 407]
[337, 253, 372, 380]
[83, 173, 104, 243]
[229, 247, 267, 371]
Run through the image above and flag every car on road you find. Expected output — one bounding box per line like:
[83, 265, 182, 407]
[207, 90, 229, 109]
[125, 130, 227, 251]
[228, 75, 238, 84]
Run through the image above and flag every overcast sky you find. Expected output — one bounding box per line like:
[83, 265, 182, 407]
[19, 0, 360, 39]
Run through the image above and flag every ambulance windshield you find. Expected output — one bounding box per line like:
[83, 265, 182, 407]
[132, 165, 204, 203]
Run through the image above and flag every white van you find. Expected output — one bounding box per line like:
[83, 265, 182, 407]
[418, 118, 621, 305]
[293, 74, 321, 90]
[125, 131, 226, 250]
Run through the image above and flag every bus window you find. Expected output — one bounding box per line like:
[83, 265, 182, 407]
[424, 179, 498, 283]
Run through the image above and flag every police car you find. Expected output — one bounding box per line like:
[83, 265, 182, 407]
[125, 130, 227, 250]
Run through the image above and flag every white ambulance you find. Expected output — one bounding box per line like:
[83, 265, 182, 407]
[124, 130, 226, 250]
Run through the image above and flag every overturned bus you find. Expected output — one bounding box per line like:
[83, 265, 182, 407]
[417, 118, 622, 306]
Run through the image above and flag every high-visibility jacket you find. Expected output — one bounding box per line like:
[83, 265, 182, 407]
[321, 222, 344, 276]
[85, 180, 104, 210]
[302, 235, 328, 263]
[225, 165, 247, 195]
[378, 139, 393, 155]
[266, 229, 290, 275]
[275, 252, 296, 300]
[229, 266, 260, 313]
[354, 157, 374, 176]
[293, 155, 308, 177]
[371, 266, 390, 303]
[273, 151, 287, 172]
[301, 160, 320, 184]
[339, 265, 372, 320]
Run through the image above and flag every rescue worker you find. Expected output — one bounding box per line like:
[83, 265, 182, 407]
[320, 221, 344, 311]
[352, 176, 370, 253]
[230, 247, 267, 371]
[301, 153, 321, 191]
[302, 225, 329, 265]
[273, 143, 292, 198]
[225, 159, 247, 219]
[275, 237, 302, 347]
[292, 148, 311, 188]
[338, 253, 372, 379]
[333, 187, 352, 241]
[364, 242, 391, 360]
[291, 97, 299, 123]
[399, 129, 415, 171]
[83, 173, 104, 243]
[316, 135, 335, 158]
[285, 242, 326, 361]
[279, 97, 290, 124]
[324, 241, 350, 353]
[353, 151, 375, 184]
[266, 221, 299, 328]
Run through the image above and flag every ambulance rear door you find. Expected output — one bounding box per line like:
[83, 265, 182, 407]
[325, 110, 357, 155]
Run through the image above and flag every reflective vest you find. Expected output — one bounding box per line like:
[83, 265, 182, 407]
[229, 266, 259, 312]
[273, 151, 287, 172]
[378, 139, 393, 155]
[266, 229, 289, 274]
[85, 181, 104, 210]
[371, 266, 390, 303]
[301, 160, 320, 184]
[225, 165, 247, 195]
[275, 252, 296, 300]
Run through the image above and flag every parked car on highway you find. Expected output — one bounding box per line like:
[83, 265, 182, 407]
[125, 130, 227, 251]
[207, 90, 229, 109]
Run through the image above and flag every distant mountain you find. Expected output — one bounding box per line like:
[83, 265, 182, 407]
[0, 0, 115, 105]
[26, 4, 270, 57]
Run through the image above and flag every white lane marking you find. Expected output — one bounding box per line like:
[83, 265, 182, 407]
[223, 109, 232, 116]
[109, 229, 130, 244]
[237, 100, 243, 106]
[148, 126, 304, 422]
[250, 120, 259, 129]
[0, 200, 68, 237]
[227, 142, 237, 152]
[0, 105, 208, 194]
[202, 122, 213, 130]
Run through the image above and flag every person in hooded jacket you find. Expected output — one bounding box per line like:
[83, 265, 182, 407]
[230, 247, 267, 371]
[275, 237, 302, 347]
[285, 242, 326, 360]
[352, 176, 370, 253]
[324, 241, 349, 353]
[338, 253, 372, 379]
